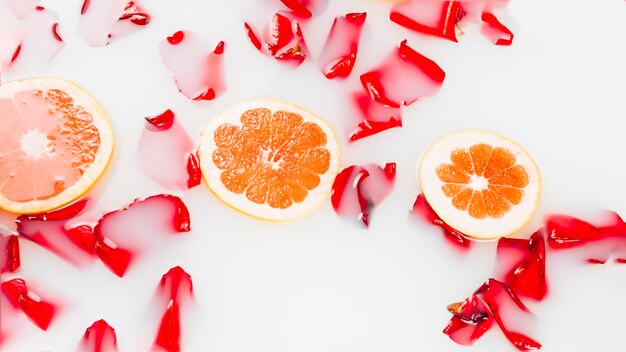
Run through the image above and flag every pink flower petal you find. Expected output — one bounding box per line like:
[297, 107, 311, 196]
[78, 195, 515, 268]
[160, 31, 226, 101]
[78, 0, 150, 46]
[138, 110, 197, 190]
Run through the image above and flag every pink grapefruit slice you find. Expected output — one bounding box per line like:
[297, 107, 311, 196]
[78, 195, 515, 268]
[0, 77, 113, 214]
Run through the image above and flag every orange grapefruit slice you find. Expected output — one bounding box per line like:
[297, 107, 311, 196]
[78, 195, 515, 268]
[198, 98, 340, 221]
[0, 77, 114, 214]
[418, 130, 541, 240]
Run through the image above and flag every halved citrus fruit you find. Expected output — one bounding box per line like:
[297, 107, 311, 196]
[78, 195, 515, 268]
[0, 77, 114, 214]
[418, 130, 541, 240]
[198, 98, 340, 221]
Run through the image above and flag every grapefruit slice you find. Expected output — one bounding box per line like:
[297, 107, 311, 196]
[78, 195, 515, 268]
[198, 98, 340, 221]
[418, 130, 541, 240]
[0, 77, 113, 214]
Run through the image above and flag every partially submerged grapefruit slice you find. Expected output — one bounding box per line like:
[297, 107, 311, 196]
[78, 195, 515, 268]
[0, 77, 113, 214]
[198, 98, 340, 221]
[418, 131, 541, 240]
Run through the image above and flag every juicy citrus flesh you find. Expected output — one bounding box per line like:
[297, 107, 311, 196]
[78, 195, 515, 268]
[419, 131, 541, 240]
[436, 144, 529, 219]
[0, 78, 113, 214]
[199, 98, 340, 221]
[213, 108, 331, 209]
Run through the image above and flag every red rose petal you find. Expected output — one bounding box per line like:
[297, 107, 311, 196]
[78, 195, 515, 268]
[279, 0, 312, 18]
[481, 12, 514, 46]
[411, 194, 471, 250]
[94, 195, 191, 265]
[349, 92, 402, 141]
[159, 266, 194, 303]
[1, 235, 20, 273]
[244, 22, 263, 52]
[186, 153, 202, 189]
[390, 1, 465, 42]
[138, 113, 197, 191]
[160, 31, 226, 101]
[443, 294, 493, 346]
[145, 109, 175, 131]
[25, 198, 89, 221]
[331, 163, 396, 227]
[0, 2, 64, 69]
[94, 239, 133, 277]
[445, 279, 541, 350]
[1, 279, 56, 331]
[78, 0, 151, 46]
[81, 319, 118, 352]
[65, 225, 97, 256]
[360, 40, 445, 108]
[496, 231, 547, 300]
[247, 12, 308, 66]
[17, 207, 96, 266]
[154, 301, 181, 352]
[320, 12, 366, 79]
[154, 266, 193, 352]
[546, 213, 626, 263]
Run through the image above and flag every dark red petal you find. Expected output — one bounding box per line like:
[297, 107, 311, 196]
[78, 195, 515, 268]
[82, 319, 118, 352]
[19, 294, 56, 330]
[497, 231, 547, 300]
[477, 279, 541, 351]
[65, 225, 97, 256]
[481, 12, 514, 46]
[167, 31, 185, 45]
[81, 0, 91, 15]
[95, 240, 133, 277]
[193, 88, 216, 101]
[186, 153, 202, 189]
[412, 194, 471, 250]
[244, 22, 263, 52]
[10, 44, 21, 63]
[52, 23, 63, 42]
[145, 109, 175, 131]
[360, 71, 400, 108]
[390, 1, 465, 42]
[444, 294, 493, 346]
[24, 198, 89, 221]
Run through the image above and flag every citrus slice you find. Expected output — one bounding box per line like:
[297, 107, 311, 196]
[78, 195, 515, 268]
[198, 98, 340, 221]
[0, 77, 114, 214]
[418, 130, 541, 240]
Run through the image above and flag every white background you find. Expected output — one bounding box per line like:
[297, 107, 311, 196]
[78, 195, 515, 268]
[2, 0, 626, 351]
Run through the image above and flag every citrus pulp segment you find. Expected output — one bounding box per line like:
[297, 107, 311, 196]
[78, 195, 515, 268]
[0, 77, 114, 214]
[198, 98, 340, 221]
[418, 130, 541, 240]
